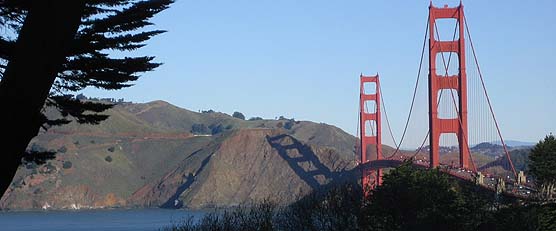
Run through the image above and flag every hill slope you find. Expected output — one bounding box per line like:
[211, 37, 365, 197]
[0, 101, 358, 210]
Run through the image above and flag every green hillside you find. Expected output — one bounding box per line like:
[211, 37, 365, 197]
[0, 101, 359, 210]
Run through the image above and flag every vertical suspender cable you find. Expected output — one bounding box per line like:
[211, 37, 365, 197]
[464, 15, 518, 180]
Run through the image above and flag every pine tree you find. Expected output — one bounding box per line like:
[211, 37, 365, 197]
[0, 0, 173, 197]
[529, 134, 556, 200]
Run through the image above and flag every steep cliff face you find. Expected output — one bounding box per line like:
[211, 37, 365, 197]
[0, 101, 358, 210]
[129, 129, 356, 209]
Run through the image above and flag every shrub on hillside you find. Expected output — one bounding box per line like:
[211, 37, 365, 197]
[191, 124, 210, 135]
[108, 146, 115, 152]
[57, 146, 67, 153]
[105, 156, 113, 163]
[249, 117, 263, 121]
[29, 143, 46, 153]
[284, 120, 295, 130]
[42, 162, 56, 174]
[232, 111, 246, 120]
[25, 162, 38, 170]
[209, 124, 226, 135]
[63, 161, 72, 169]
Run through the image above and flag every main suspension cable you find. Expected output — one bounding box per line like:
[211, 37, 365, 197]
[464, 15, 518, 180]
[385, 15, 430, 159]
[380, 84, 399, 148]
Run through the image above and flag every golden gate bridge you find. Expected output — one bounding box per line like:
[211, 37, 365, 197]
[357, 2, 535, 198]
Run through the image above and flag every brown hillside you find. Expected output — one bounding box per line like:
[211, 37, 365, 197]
[1, 101, 359, 210]
[129, 129, 356, 209]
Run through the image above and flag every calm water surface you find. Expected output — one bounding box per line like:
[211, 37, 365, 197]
[0, 209, 206, 231]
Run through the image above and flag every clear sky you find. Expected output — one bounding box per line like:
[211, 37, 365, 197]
[85, 0, 555, 146]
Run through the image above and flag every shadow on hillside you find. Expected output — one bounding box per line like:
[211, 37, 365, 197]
[266, 134, 355, 191]
[477, 158, 511, 172]
[161, 150, 213, 209]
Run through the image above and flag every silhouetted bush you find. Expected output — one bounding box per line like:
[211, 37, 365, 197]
[162, 201, 277, 231]
[76, 93, 87, 101]
[232, 111, 246, 120]
[249, 117, 263, 121]
[108, 146, 115, 152]
[105, 156, 113, 162]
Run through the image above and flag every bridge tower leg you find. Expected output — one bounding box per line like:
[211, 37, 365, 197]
[360, 74, 383, 192]
[428, 3, 470, 169]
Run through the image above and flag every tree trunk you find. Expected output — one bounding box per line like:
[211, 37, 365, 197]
[0, 0, 85, 199]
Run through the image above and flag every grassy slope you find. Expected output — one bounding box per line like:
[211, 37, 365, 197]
[1, 101, 360, 210]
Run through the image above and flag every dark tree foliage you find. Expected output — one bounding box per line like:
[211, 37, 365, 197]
[0, 0, 172, 126]
[284, 120, 295, 130]
[0, 0, 173, 197]
[232, 111, 245, 120]
[529, 134, 556, 199]
[363, 162, 495, 231]
[538, 203, 556, 231]
[191, 123, 209, 135]
[163, 201, 277, 231]
[508, 149, 531, 172]
[248, 117, 263, 121]
[62, 161, 72, 169]
[165, 163, 553, 231]
[209, 124, 224, 135]
[57, 146, 67, 153]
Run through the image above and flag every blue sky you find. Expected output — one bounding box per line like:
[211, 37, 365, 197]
[85, 0, 555, 146]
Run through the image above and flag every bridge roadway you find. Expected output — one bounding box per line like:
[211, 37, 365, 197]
[359, 156, 535, 199]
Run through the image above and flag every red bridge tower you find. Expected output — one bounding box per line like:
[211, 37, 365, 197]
[428, 3, 470, 169]
[360, 74, 383, 190]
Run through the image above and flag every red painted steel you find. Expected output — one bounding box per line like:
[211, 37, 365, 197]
[428, 2, 470, 169]
[360, 74, 383, 191]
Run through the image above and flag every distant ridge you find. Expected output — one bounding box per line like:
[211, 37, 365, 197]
[490, 140, 536, 147]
